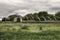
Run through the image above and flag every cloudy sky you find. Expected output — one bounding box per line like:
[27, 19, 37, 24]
[0, 0, 60, 19]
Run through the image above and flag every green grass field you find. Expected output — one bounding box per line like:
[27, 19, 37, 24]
[0, 22, 60, 40]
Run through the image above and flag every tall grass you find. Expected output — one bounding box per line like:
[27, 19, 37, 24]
[0, 30, 60, 40]
[0, 22, 60, 40]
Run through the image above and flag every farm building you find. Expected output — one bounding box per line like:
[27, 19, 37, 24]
[13, 16, 22, 22]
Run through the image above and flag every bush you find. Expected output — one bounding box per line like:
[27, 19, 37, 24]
[21, 25, 29, 30]
[38, 25, 43, 30]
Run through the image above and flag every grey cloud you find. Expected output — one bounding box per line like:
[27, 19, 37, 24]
[50, 7, 60, 10]
[17, 0, 50, 11]
[48, 2, 60, 13]
[0, 3, 21, 17]
[0, 0, 60, 19]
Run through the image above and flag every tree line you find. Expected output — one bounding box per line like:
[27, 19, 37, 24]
[2, 11, 60, 22]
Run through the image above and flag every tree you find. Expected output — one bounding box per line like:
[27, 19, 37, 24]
[55, 12, 60, 17]
[33, 13, 40, 21]
[38, 11, 48, 21]
[48, 14, 57, 20]
[24, 14, 33, 20]
[38, 11, 48, 17]
[2, 17, 9, 22]
[2, 17, 6, 21]
[55, 12, 60, 20]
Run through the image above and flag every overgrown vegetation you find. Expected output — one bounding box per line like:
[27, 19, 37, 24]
[0, 23, 60, 40]
[0, 31, 60, 40]
[2, 11, 60, 22]
[21, 25, 29, 30]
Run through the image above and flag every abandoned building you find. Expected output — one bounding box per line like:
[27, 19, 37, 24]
[13, 16, 22, 22]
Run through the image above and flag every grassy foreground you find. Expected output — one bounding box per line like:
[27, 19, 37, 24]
[0, 22, 60, 40]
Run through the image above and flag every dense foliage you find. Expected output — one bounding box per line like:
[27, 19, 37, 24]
[2, 11, 60, 22]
